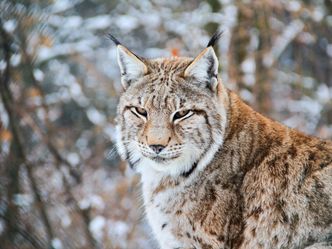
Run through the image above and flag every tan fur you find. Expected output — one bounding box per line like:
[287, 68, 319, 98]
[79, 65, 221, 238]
[115, 45, 332, 249]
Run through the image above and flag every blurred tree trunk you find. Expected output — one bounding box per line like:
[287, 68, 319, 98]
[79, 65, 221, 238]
[229, 1, 251, 91]
[229, 1, 273, 115]
[253, 2, 272, 115]
[0, 19, 21, 247]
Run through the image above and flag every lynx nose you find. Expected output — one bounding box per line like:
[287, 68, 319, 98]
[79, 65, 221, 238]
[149, 144, 165, 154]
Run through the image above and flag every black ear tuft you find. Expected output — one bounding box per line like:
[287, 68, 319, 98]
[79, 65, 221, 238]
[207, 30, 223, 48]
[108, 34, 121, 46]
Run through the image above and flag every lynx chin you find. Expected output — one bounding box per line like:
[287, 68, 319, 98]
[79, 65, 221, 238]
[111, 32, 332, 249]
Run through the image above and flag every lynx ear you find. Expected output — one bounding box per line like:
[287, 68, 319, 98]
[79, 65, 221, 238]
[109, 34, 148, 89]
[184, 31, 222, 91]
[117, 45, 148, 89]
[184, 46, 219, 91]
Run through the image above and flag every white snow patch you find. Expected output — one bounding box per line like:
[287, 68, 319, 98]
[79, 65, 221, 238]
[240, 89, 254, 103]
[288, 97, 322, 115]
[303, 77, 315, 89]
[107, 220, 130, 248]
[3, 19, 17, 33]
[287, 1, 301, 12]
[108, 220, 129, 238]
[327, 16, 332, 26]
[13, 194, 33, 207]
[89, 216, 106, 241]
[50, 171, 63, 190]
[61, 214, 71, 227]
[283, 115, 301, 129]
[220, 0, 231, 4]
[0, 60, 6, 71]
[76, 136, 88, 150]
[316, 84, 330, 103]
[0, 102, 9, 128]
[85, 15, 111, 30]
[243, 74, 255, 86]
[1, 141, 10, 156]
[143, 14, 161, 28]
[36, 109, 46, 121]
[87, 108, 106, 125]
[241, 57, 255, 74]
[67, 152, 80, 165]
[312, 6, 325, 22]
[33, 69, 44, 81]
[68, 82, 82, 97]
[0, 219, 5, 235]
[327, 44, 332, 57]
[79, 198, 90, 210]
[50, 0, 79, 13]
[145, 48, 168, 58]
[79, 195, 105, 210]
[51, 238, 63, 249]
[48, 108, 61, 121]
[62, 16, 82, 28]
[37, 39, 98, 62]
[248, 29, 259, 51]
[10, 54, 21, 67]
[115, 15, 139, 32]
[223, 5, 238, 27]
[103, 124, 117, 142]
[90, 195, 105, 210]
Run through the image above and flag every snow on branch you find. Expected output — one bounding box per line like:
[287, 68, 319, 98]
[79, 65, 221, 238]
[263, 20, 304, 68]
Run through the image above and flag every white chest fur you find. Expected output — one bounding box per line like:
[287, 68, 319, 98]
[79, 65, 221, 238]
[139, 164, 193, 249]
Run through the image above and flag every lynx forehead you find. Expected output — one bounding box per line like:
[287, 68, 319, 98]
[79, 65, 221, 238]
[112, 33, 332, 249]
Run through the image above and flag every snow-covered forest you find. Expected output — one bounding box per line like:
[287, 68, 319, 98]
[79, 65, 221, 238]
[0, 0, 331, 248]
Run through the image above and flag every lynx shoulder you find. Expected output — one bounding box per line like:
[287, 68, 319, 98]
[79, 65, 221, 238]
[112, 33, 332, 249]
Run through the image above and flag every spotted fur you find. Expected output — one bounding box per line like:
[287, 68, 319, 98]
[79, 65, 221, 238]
[114, 35, 332, 249]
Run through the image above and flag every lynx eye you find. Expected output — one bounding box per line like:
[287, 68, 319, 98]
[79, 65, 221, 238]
[131, 106, 147, 118]
[173, 110, 193, 122]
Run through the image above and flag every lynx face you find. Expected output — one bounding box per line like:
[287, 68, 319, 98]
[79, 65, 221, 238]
[115, 40, 227, 177]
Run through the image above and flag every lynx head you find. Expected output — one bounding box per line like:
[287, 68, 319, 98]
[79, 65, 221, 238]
[113, 32, 228, 177]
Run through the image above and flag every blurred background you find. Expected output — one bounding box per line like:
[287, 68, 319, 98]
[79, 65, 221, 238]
[0, 0, 331, 248]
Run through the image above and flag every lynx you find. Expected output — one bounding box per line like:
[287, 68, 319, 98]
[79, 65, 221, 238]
[111, 32, 332, 249]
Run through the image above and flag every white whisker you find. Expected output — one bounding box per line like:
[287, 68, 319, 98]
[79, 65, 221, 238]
[105, 146, 118, 160]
